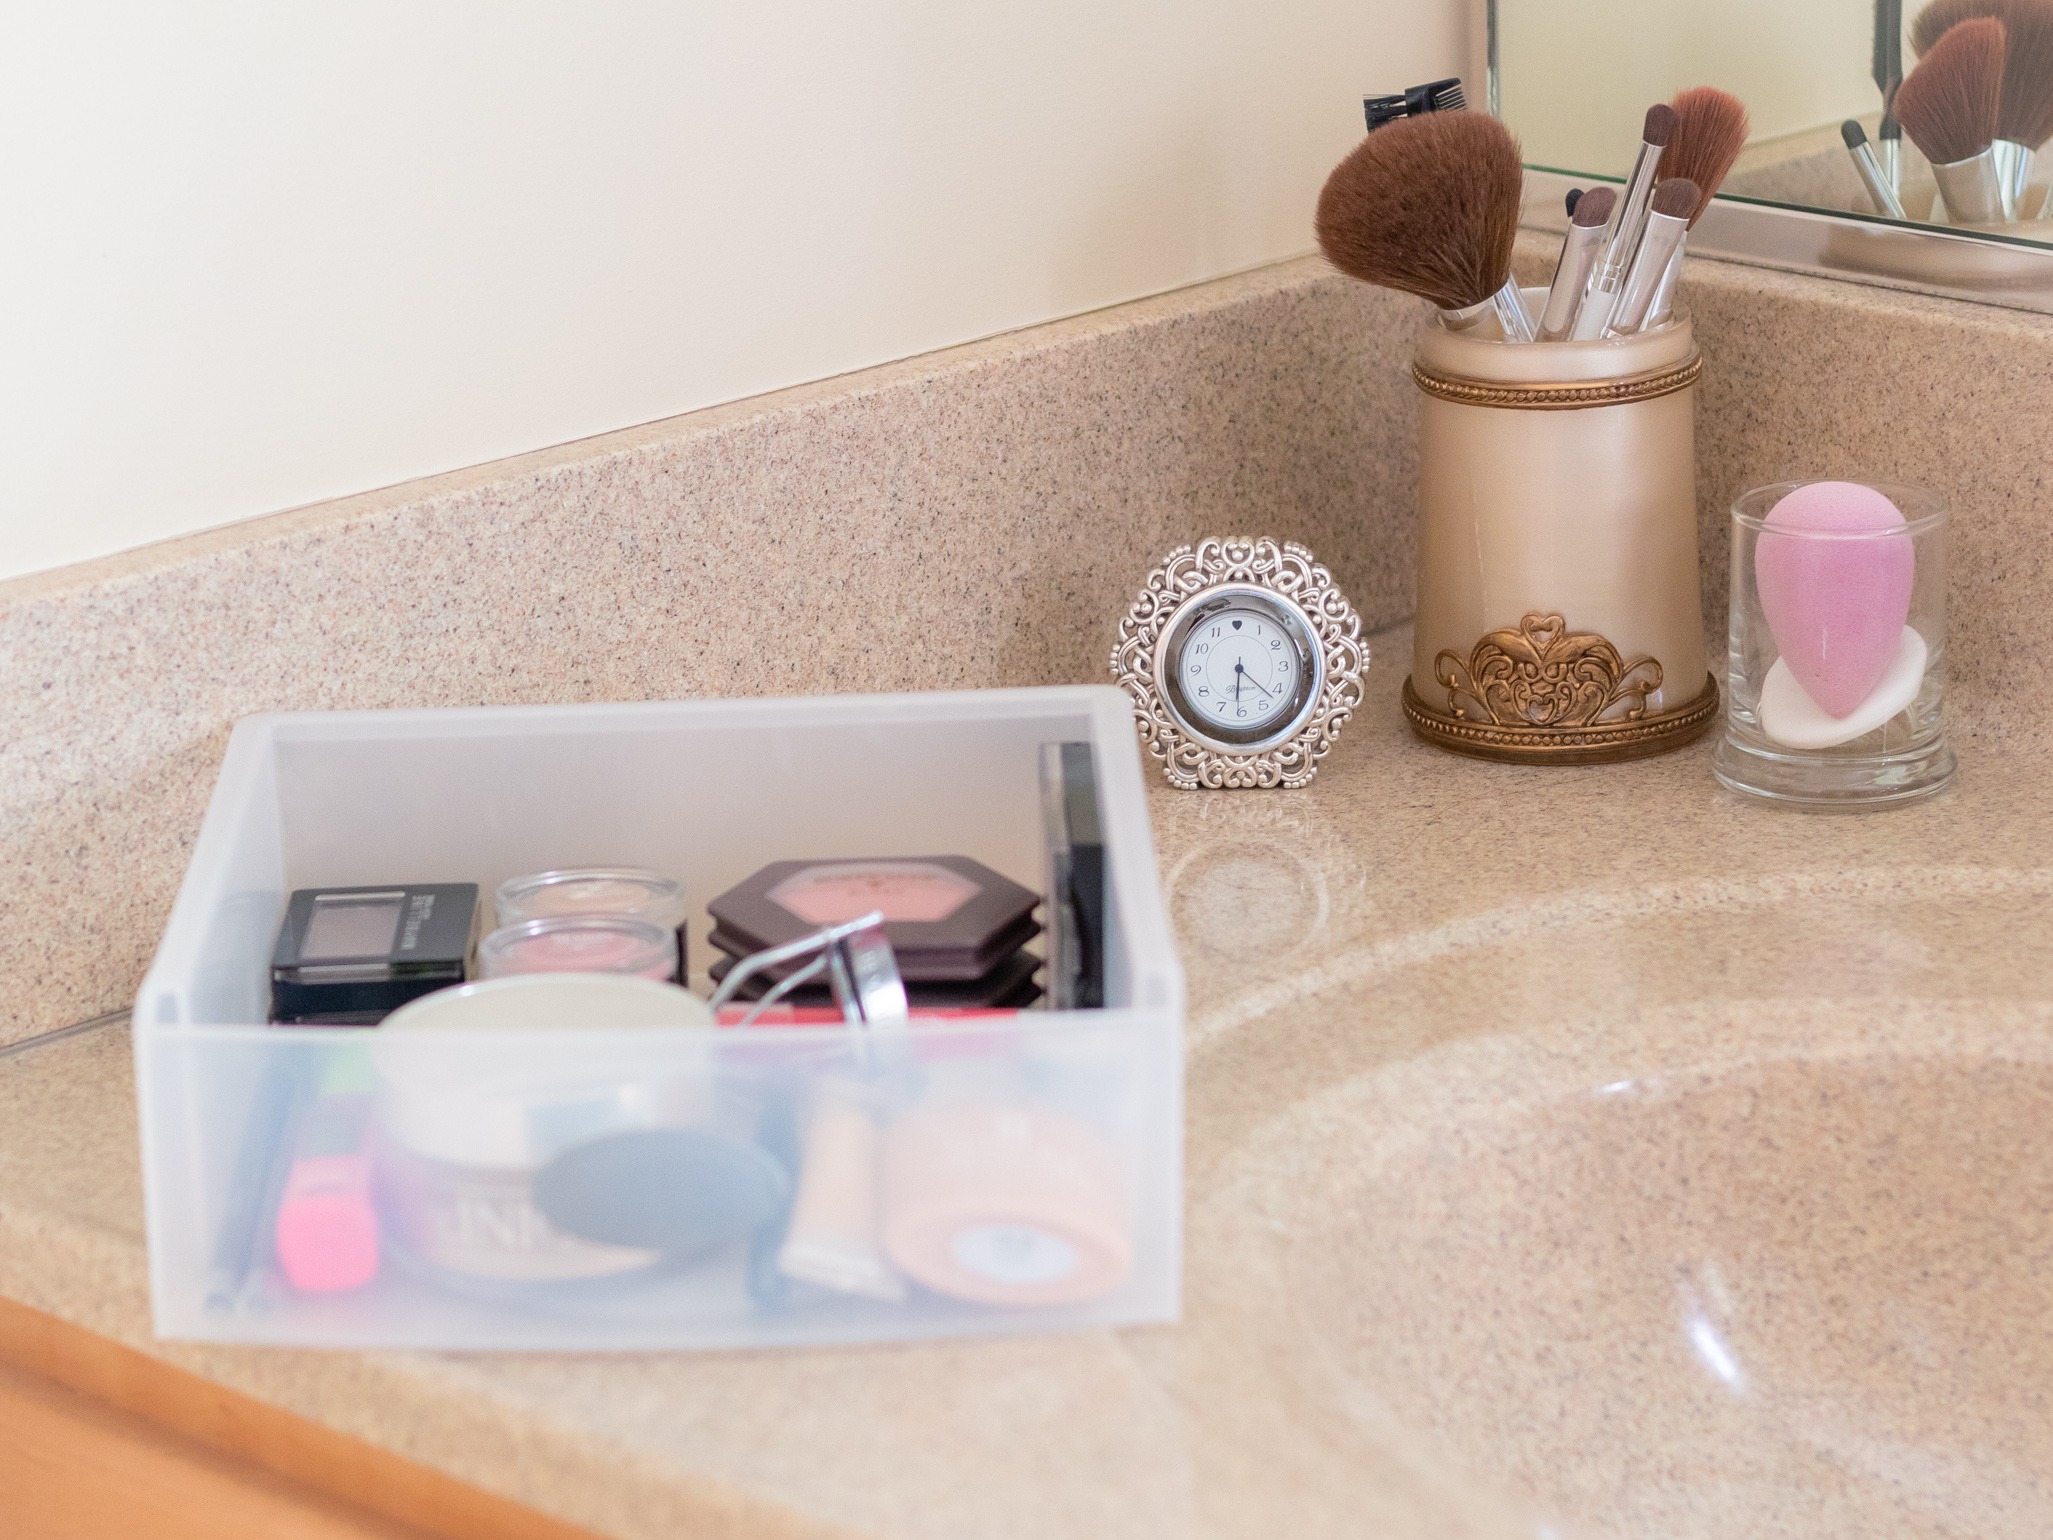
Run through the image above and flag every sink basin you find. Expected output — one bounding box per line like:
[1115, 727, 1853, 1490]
[1272, 1001, 2053, 1539]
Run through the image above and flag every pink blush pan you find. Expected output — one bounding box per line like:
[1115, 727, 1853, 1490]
[1754, 481, 1914, 719]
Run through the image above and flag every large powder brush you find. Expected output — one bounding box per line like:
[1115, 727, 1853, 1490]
[1315, 112, 1535, 341]
[1911, 0, 2053, 209]
[1895, 16, 2010, 219]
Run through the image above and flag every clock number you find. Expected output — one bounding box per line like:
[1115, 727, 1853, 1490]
[1210, 626, 1221, 638]
[1196, 686, 1209, 696]
[1270, 638, 1282, 649]
[1236, 707, 1247, 718]
[1194, 641, 1208, 655]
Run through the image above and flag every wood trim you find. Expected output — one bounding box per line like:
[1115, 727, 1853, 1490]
[0, 1297, 603, 1540]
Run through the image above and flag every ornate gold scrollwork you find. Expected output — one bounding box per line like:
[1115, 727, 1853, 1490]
[1435, 613, 1664, 729]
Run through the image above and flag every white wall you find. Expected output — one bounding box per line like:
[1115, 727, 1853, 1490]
[1499, 0, 1875, 178]
[1, 2, 1462, 581]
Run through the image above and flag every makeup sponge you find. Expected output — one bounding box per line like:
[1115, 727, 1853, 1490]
[1754, 482, 1914, 718]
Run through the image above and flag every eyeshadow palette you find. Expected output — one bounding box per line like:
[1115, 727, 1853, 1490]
[270, 883, 479, 1025]
[707, 857, 1040, 981]
[708, 947, 1043, 1011]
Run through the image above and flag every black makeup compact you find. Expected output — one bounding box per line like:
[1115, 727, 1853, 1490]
[270, 884, 479, 1024]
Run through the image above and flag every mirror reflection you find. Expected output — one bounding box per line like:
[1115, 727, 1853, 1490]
[1498, 0, 2053, 244]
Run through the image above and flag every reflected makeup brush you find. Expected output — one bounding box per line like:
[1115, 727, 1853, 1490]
[1609, 179, 1699, 336]
[1315, 112, 1536, 341]
[1878, 0, 1906, 189]
[1539, 185, 1614, 339]
[1912, 0, 2053, 212]
[1642, 86, 1749, 328]
[1569, 103, 1678, 340]
[1894, 16, 2009, 222]
[1844, 120, 1912, 216]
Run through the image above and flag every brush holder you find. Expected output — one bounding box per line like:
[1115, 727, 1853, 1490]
[1713, 480, 1954, 809]
[1403, 293, 1718, 763]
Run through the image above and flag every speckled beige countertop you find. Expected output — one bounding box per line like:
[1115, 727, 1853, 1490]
[4, 619, 2050, 1539]
[5, 238, 2053, 1539]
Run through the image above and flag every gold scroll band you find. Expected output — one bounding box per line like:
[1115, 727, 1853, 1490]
[1411, 352, 1702, 412]
[1401, 673, 1720, 764]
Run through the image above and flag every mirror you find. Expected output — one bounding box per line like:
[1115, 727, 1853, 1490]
[1494, 0, 2053, 297]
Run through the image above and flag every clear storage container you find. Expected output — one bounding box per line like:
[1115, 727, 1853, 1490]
[135, 687, 1183, 1350]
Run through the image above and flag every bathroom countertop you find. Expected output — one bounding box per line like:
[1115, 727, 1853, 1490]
[5, 620, 2047, 1540]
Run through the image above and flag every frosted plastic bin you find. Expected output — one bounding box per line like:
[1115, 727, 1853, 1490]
[135, 687, 1184, 1350]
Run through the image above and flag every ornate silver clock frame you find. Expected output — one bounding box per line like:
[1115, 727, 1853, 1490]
[1111, 538, 1367, 789]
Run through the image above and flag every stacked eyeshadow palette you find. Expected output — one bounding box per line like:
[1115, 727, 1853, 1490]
[706, 856, 1042, 1009]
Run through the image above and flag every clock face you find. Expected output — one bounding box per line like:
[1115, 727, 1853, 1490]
[1158, 588, 1321, 750]
[1177, 608, 1300, 733]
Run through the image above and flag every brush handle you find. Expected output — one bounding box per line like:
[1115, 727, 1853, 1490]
[1539, 221, 1605, 340]
[1440, 277, 1537, 343]
[1931, 150, 2007, 225]
[1848, 138, 1907, 219]
[1608, 211, 1688, 336]
[1878, 118, 1901, 192]
[1643, 233, 1689, 331]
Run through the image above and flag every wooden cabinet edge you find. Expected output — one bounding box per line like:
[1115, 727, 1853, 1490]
[0, 1296, 604, 1540]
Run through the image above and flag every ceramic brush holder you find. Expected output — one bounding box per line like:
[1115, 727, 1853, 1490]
[1403, 292, 1718, 763]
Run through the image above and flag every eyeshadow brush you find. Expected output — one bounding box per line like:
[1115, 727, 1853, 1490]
[1315, 111, 1537, 341]
[1609, 179, 1700, 336]
[1894, 15, 2010, 221]
[1878, 0, 1907, 190]
[1642, 86, 1750, 328]
[1569, 103, 1678, 340]
[1539, 185, 1614, 340]
[1844, 119, 1911, 215]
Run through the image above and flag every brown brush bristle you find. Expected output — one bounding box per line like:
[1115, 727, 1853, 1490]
[1912, 0, 1997, 55]
[1314, 113, 1523, 312]
[1573, 185, 1616, 227]
[1650, 178, 1700, 219]
[1894, 16, 2006, 162]
[1913, 0, 2053, 146]
[1995, 0, 2053, 145]
[1656, 87, 1750, 226]
[1643, 103, 1678, 147]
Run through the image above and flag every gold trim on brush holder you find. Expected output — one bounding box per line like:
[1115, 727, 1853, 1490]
[1410, 353, 1702, 411]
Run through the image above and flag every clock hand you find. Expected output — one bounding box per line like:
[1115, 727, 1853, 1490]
[1244, 673, 1273, 698]
[1233, 663, 1243, 701]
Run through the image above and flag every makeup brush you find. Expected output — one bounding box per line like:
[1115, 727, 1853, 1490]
[1565, 187, 1584, 218]
[1539, 185, 1614, 340]
[1315, 111, 1536, 342]
[1844, 119, 1911, 215]
[1894, 15, 2009, 221]
[1912, 0, 2053, 211]
[1569, 103, 1678, 340]
[1641, 86, 1749, 328]
[1878, 0, 1906, 189]
[1609, 179, 1699, 336]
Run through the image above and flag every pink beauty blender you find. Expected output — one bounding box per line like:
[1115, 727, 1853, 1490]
[1754, 482, 1913, 718]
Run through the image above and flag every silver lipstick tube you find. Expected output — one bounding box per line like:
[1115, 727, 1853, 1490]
[1931, 150, 2008, 225]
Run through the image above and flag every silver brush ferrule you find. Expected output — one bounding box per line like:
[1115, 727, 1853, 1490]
[1931, 150, 2007, 225]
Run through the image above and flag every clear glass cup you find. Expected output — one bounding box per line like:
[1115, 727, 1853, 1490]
[477, 914, 679, 982]
[1713, 480, 1954, 808]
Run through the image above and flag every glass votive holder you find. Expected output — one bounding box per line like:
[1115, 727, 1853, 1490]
[478, 915, 679, 982]
[1712, 479, 1955, 808]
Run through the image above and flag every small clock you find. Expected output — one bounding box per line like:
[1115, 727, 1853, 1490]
[1112, 538, 1366, 789]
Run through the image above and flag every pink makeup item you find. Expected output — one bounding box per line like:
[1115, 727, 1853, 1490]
[495, 868, 688, 984]
[1754, 481, 1916, 718]
[880, 1074, 1131, 1307]
[273, 1055, 379, 1294]
[477, 914, 677, 982]
[708, 857, 1040, 983]
[775, 1077, 906, 1301]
